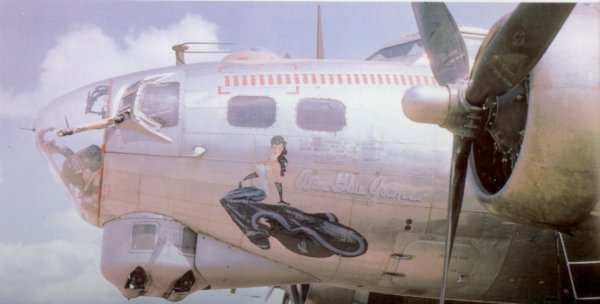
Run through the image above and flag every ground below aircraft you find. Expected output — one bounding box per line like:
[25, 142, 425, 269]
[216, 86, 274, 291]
[34, 3, 599, 303]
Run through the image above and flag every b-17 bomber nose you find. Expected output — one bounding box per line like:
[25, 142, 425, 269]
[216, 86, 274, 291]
[34, 81, 114, 226]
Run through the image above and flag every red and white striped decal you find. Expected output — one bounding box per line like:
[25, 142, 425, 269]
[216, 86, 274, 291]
[218, 71, 436, 94]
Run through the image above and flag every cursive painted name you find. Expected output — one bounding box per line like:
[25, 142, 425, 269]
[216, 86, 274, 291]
[295, 170, 330, 192]
[367, 176, 421, 206]
[294, 169, 422, 206]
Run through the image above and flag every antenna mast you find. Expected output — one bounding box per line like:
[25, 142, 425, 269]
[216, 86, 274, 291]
[171, 42, 232, 65]
[316, 6, 324, 59]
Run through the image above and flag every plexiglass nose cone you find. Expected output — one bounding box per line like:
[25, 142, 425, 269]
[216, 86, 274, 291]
[34, 80, 113, 226]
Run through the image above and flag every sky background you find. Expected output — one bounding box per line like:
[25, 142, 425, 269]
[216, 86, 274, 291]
[0, 1, 518, 303]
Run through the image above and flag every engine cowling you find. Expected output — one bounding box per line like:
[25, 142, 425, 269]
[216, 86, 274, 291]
[471, 4, 600, 230]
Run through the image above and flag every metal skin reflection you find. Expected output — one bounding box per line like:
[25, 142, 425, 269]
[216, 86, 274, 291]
[32, 4, 600, 304]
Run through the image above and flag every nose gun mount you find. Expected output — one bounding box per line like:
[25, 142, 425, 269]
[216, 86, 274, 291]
[57, 111, 129, 137]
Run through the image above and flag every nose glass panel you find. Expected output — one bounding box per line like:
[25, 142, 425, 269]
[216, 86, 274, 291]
[34, 81, 113, 226]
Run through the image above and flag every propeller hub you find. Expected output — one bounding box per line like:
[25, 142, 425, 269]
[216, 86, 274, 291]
[402, 84, 484, 138]
[402, 85, 450, 125]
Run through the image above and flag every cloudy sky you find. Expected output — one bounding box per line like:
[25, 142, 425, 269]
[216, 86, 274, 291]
[0, 1, 517, 303]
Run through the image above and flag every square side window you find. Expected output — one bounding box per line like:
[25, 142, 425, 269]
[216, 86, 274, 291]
[181, 227, 197, 255]
[297, 98, 346, 132]
[227, 96, 276, 128]
[131, 224, 157, 251]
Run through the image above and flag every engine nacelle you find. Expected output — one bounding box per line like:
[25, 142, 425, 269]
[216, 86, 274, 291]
[471, 4, 600, 230]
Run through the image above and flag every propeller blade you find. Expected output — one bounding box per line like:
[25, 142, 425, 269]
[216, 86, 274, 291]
[439, 135, 471, 303]
[466, 3, 575, 105]
[412, 3, 469, 85]
[289, 285, 301, 304]
[265, 286, 276, 303]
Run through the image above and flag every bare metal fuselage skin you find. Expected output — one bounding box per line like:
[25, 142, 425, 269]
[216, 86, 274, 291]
[34, 5, 599, 303]
[33, 59, 556, 302]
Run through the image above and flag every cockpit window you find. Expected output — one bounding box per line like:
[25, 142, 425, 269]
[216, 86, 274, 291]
[380, 40, 423, 59]
[368, 40, 424, 61]
[139, 82, 180, 127]
[227, 96, 276, 128]
[367, 35, 484, 64]
[296, 98, 346, 132]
